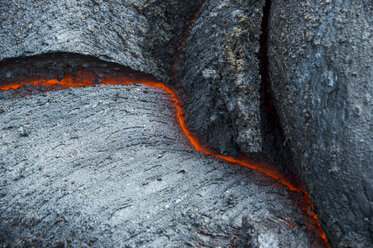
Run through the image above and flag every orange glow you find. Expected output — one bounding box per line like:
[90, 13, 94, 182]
[0, 71, 330, 247]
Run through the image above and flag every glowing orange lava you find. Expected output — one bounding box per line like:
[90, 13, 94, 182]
[0, 71, 330, 247]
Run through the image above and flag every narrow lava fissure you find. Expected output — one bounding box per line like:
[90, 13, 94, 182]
[0, 69, 301, 192]
[0, 60, 330, 246]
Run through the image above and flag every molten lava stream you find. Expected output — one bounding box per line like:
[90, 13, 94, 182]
[0, 72, 330, 247]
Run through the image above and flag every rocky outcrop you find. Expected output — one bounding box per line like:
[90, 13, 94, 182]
[0, 0, 203, 82]
[268, 1, 373, 247]
[175, 0, 265, 157]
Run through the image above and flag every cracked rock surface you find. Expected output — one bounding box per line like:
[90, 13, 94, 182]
[0, 84, 320, 247]
[268, 1, 373, 247]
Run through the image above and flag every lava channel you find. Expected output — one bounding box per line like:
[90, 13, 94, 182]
[0, 70, 330, 247]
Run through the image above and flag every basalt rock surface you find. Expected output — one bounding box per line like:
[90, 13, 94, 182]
[0, 0, 203, 82]
[175, 0, 265, 157]
[0, 80, 321, 247]
[1, 0, 372, 247]
[268, 1, 373, 247]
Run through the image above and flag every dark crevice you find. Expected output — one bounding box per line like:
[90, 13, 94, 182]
[259, 0, 273, 122]
[258, 0, 302, 188]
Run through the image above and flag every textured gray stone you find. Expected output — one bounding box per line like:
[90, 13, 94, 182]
[268, 1, 373, 247]
[175, 0, 265, 157]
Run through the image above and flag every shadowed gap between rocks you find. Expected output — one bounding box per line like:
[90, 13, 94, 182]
[258, 0, 303, 191]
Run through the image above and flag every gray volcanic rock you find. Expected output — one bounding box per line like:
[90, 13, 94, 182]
[0, 84, 321, 247]
[268, 1, 373, 247]
[3, 0, 372, 246]
[175, 0, 265, 157]
[0, 0, 203, 82]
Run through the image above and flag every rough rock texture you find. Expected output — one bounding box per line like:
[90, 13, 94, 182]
[2, 0, 372, 247]
[175, 0, 265, 157]
[0, 0, 203, 82]
[0, 82, 321, 247]
[268, 1, 373, 247]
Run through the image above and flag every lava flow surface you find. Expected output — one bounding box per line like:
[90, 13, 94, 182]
[0, 71, 329, 247]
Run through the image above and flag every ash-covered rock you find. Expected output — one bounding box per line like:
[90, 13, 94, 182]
[175, 0, 265, 157]
[268, 1, 373, 247]
[0, 84, 321, 247]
